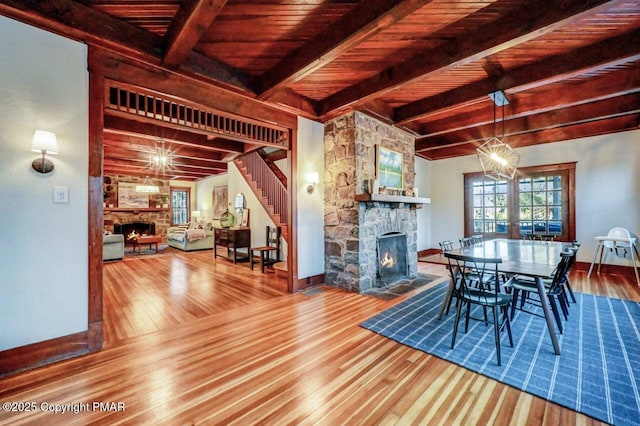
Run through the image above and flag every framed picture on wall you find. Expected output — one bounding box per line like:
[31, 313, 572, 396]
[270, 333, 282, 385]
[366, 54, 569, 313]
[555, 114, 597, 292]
[118, 182, 149, 208]
[212, 186, 228, 219]
[376, 146, 403, 190]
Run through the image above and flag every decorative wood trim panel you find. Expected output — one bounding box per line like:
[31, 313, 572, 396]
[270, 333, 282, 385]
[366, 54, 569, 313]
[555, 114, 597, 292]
[0, 331, 89, 378]
[88, 47, 104, 352]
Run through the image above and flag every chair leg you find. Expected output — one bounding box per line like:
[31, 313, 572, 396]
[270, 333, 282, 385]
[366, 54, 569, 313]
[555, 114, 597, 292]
[510, 289, 520, 321]
[451, 298, 463, 349]
[548, 295, 564, 334]
[564, 278, 577, 303]
[558, 292, 569, 320]
[465, 301, 471, 333]
[503, 305, 514, 347]
[492, 306, 501, 366]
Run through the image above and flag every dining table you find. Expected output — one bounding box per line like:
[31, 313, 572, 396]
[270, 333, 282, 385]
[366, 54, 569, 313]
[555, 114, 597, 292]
[421, 238, 570, 355]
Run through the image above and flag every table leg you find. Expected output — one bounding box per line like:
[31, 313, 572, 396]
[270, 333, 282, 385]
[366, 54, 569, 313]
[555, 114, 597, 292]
[437, 277, 454, 320]
[536, 276, 560, 355]
[587, 242, 602, 278]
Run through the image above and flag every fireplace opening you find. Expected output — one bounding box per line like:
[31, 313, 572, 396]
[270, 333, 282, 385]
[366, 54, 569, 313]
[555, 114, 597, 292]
[377, 231, 408, 286]
[115, 222, 156, 245]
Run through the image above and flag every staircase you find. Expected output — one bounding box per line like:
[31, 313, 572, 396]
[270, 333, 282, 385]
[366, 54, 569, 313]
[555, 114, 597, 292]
[234, 150, 288, 241]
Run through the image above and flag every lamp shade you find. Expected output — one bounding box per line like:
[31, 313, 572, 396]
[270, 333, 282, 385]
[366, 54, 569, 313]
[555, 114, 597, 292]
[31, 130, 59, 155]
[308, 171, 320, 184]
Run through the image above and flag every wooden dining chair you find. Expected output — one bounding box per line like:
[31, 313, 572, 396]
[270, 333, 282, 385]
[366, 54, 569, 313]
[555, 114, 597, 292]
[439, 240, 454, 252]
[444, 252, 514, 366]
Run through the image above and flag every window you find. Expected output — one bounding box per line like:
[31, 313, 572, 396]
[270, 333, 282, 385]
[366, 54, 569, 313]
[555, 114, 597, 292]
[171, 187, 191, 225]
[464, 162, 575, 241]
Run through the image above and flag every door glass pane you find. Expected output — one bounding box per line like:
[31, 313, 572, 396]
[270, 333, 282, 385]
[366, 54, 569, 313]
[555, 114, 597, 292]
[484, 194, 495, 206]
[549, 221, 563, 234]
[519, 207, 531, 220]
[533, 207, 546, 220]
[473, 221, 483, 232]
[548, 206, 561, 220]
[496, 193, 507, 206]
[484, 208, 495, 219]
[496, 208, 508, 220]
[533, 192, 546, 206]
[484, 221, 495, 233]
[548, 176, 562, 190]
[533, 178, 546, 191]
[519, 178, 531, 192]
[519, 221, 532, 235]
[520, 192, 531, 205]
[474, 208, 482, 219]
[473, 194, 483, 206]
[496, 221, 508, 234]
[534, 221, 546, 233]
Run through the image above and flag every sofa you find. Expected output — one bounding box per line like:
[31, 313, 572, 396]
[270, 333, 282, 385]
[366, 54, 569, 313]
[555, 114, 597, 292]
[167, 223, 214, 251]
[103, 233, 125, 261]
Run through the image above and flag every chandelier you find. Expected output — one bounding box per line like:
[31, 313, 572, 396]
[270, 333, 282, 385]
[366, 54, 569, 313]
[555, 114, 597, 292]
[149, 140, 173, 172]
[136, 176, 159, 193]
[476, 90, 520, 180]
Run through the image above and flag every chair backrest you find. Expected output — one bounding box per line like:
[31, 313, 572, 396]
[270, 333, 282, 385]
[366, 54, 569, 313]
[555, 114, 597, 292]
[266, 226, 281, 260]
[539, 234, 556, 241]
[522, 234, 536, 241]
[459, 236, 475, 248]
[547, 249, 575, 292]
[444, 252, 502, 302]
[439, 240, 454, 252]
[472, 234, 484, 244]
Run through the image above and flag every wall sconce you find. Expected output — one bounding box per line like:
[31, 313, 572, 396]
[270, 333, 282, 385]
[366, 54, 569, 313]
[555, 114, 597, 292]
[31, 130, 59, 174]
[306, 171, 319, 193]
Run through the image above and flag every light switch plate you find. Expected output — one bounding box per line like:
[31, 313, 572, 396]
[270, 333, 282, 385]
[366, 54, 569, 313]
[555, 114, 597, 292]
[53, 186, 69, 203]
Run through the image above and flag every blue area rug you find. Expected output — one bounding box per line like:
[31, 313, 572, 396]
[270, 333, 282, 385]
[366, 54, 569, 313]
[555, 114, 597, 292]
[361, 282, 640, 425]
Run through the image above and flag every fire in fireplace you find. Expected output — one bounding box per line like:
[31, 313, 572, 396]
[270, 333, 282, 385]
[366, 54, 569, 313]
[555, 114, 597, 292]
[377, 231, 408, 286]
[114, 222, 156, 245]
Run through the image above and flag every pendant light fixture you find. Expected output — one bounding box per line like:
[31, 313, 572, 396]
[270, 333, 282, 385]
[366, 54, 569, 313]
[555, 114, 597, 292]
[150, 139, 172, 173]
[476, 90, 520, 180]
[135, 176, 159, 193]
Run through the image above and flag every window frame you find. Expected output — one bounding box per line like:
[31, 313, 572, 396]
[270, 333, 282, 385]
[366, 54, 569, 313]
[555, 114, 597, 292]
[170, 186, 191, 226]
[464, 162, 576, 242]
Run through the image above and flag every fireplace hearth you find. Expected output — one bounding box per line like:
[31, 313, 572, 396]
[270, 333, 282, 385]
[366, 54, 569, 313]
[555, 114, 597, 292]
[377, 232, 408, 286]
[114, 222, 156, 244]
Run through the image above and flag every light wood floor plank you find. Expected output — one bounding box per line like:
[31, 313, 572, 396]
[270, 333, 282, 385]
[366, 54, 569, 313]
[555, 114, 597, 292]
[0, 252, 638, 425]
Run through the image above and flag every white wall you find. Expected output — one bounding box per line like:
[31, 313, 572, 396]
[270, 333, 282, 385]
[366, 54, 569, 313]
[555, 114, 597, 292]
[428, 130, 640, 265]
[0, 17, 89, 351]
[297, 117, 325, 278]
[227, 162, 288, 260]
[415, 156, 432, 251]
[194, 174, 228, 227]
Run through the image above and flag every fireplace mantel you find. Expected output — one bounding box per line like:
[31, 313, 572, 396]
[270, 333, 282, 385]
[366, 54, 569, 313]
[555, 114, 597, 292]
[354, 193, 431, 207]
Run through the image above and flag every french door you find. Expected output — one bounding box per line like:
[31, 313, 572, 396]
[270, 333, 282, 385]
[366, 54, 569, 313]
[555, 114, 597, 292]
[464, 163, 575, 242]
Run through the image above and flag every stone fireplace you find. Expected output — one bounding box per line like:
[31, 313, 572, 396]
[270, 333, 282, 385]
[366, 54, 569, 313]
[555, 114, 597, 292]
[324, 112, 418, 293]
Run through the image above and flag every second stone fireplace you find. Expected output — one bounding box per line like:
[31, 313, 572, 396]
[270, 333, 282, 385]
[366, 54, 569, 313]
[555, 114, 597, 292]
[324, 111, 419, 293]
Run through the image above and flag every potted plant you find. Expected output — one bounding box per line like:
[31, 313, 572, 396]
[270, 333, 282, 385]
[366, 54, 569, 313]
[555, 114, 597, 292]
[161, 195, 169, 208]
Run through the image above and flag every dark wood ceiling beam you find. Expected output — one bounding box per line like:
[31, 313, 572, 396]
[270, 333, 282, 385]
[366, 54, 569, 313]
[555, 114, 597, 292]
[419, 115, 639, 160]
[162, 0, 228, 69]
[319, 0, 615, 116]
[416, 93, 640, 151]
[104, 114, 246, 153]
[102, 164, 202, 180]
[104, 139, 227, 163]
[0, 0, 254, 94]
[257, 0, 435, 100]
[396, 30, 640, 124]
[104, 147, 227, 170]
[418, 68, 640, 137]
[104, 160, 217, 177]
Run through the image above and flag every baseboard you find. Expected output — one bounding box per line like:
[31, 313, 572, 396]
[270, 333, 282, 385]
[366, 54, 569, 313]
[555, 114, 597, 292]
[575, 261, 638, 278]
[418, 248, 441, 258]
[295, 273, 325, 291]
[0, 331, 90, 378]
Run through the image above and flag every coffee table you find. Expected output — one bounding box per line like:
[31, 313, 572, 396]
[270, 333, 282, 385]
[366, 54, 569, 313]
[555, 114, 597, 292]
[133, 235, 161, 254]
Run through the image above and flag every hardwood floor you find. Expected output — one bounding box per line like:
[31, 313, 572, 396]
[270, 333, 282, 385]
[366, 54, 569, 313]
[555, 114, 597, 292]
[0, 252, 638, 425]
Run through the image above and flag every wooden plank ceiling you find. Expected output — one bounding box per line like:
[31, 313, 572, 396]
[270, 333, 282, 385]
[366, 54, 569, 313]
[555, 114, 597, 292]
[1, 0, 638, 180]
